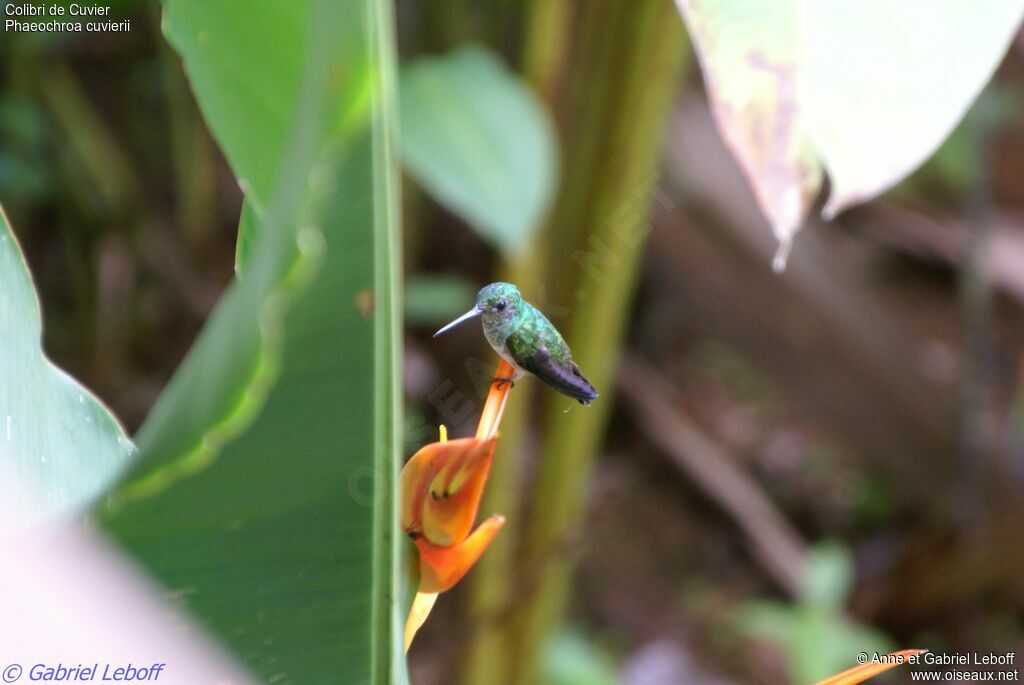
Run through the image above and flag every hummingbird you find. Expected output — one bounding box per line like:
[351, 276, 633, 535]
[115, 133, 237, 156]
[433, 282, 598, 405]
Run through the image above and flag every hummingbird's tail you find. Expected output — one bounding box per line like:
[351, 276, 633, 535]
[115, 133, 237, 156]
[539, 362, 598, 405]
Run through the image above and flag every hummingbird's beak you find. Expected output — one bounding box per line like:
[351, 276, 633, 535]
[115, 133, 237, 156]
[433, 307, 482, 337]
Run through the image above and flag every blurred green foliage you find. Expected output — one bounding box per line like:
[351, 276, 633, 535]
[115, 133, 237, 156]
[736, 543, 893, 683]
[399, 45, 557, 255]
[0, 96, 52, 204]
[405, 273, 477, 326]
[541, 630, 618, 685]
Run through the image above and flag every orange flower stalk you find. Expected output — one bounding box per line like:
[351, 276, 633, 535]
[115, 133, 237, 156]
[401, 359, 516, 651]
[815, 650, 927, 685]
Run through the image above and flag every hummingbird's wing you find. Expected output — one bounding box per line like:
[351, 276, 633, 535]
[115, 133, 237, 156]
[518, 345, 599, 405]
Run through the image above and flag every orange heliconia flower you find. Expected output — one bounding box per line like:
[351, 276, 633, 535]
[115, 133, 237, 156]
[413, 514, 506, 593]
[400, 435, 499, 550]
[401, 359, 515, 651]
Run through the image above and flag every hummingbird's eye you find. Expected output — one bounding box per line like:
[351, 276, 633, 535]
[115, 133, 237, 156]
[495, 299, 507, 311]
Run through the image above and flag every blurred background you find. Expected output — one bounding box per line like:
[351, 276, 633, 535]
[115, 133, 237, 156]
[3, 0, 1024, 683]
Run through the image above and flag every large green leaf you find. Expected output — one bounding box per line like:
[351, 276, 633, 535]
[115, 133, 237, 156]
[99, 0, 406, 683]
[161, 0, 370, 214]
[0, 206, 133, 528]
[675, 0, 1024, 264]
[399, 46, 557, 255]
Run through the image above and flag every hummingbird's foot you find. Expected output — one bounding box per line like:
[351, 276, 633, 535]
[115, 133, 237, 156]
[492, 376, 516, 390]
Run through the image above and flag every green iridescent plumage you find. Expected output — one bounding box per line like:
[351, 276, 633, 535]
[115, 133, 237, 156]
[434, 282, 598, 405]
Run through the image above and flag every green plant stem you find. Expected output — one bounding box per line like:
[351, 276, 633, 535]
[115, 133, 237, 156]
[368, 0, 405, 681]
[507, 1, 687, 682]
[521, 0, 574, 105]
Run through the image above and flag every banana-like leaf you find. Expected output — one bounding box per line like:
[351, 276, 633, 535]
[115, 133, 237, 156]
[0, 206, 133, 529]
[675, 0, 1024, 262]
[99, 0, 406, 682]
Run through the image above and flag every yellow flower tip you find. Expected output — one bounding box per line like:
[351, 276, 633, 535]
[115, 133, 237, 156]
[815, 649, 927, 685]
[438, 424, 447, 443]
[403, 591, 438, 653]
[415, 514, 505, 594]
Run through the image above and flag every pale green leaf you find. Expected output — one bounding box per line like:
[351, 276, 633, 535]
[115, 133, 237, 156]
[0, 206, 133, 528]
[399, 46, 557, 255]
[676, 0, 1024, 260]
